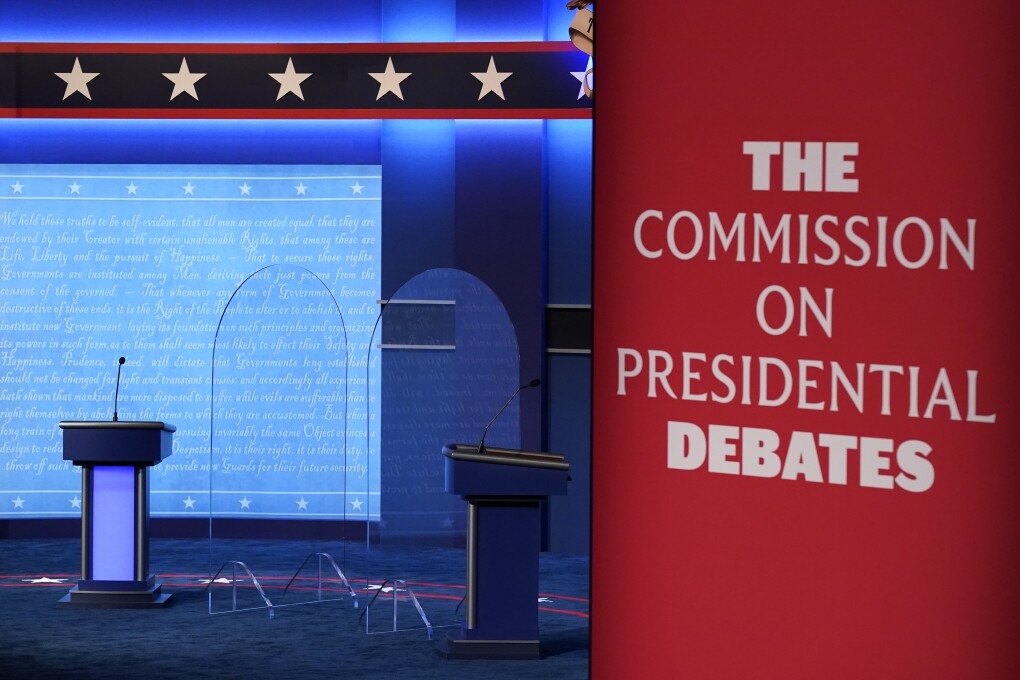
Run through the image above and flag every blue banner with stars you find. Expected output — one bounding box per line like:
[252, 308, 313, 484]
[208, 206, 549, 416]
[0, 43, 592, 118]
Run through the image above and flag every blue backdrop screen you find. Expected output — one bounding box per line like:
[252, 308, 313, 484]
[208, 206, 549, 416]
[0, 163, 381, 519]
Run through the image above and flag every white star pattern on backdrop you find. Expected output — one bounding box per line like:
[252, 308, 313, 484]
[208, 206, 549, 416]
[1, 174, 379, 203]
[238, 496, 252, 509]
[55, 57, 99, 100]
[368, 57, 412, 101]
[23, 577, 69, 584]
[471, 56, 512, 100]
[350, 497, 363, 511]
[571, 57, 593, 100]
[69, 496, 82, 509]
[269, 58, 311, 101]
[12, 497, 25, 509]
[296, 498, 309, 510]
[183, 496, 196, 509]
[163, 57, 207, 101]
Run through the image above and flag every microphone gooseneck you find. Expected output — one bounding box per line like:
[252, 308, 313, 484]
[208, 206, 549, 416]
[113, 356, 126, 422]
[477, 378, 541, 454]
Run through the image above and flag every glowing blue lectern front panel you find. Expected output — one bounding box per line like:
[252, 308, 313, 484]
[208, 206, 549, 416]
[90, 465, 135, 581]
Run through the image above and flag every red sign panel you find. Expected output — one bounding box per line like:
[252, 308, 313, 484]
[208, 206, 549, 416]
[592, 3, 1020, 677]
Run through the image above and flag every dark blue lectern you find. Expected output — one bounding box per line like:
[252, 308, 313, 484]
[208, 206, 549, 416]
[437, 444, 569, 659]
[57, 421, 175, 608]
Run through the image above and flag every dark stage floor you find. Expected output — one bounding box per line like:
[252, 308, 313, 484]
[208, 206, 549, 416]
[0, 538, 590, 679]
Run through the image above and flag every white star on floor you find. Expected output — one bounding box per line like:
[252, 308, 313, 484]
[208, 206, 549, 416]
[23, 577, 69, 584]
[471, 56, 512, 101]
[182, 182, 196, 195]
[571, 57, 593, 100]
[350, 497, 363, 511]
[239, 496, 252, 509]
[10, 181, 24, 194]
[125, 182, 139, 195]
[296, 497, 309, 510]
[294, 182, 308, 195]
[55, 57, 99, 101]
[369, 57, 412, 101]
[69, 496, 82, 509]
[239, 182, 253, 196]
[163, 57, 207, 101]
[183, 496, 196, 509]
[269, 58, 311, 101]
[68, 181, 82, 195]
[350, 181, 364, 195]
[12, 497, 25, 509]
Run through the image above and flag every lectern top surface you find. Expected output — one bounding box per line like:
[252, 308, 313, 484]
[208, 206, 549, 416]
[59, 420, 177, 432]
[444, 443, 569, 471]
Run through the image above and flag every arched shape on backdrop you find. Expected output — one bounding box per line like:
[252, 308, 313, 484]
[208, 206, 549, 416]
[354, 268, 520, 621]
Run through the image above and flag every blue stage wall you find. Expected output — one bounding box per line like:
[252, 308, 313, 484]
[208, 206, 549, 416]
[0, 1, 592, 552]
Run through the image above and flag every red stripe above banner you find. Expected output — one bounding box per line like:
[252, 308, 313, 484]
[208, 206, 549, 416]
[3, 107, 591, 120]
[0, 41, 579, 55]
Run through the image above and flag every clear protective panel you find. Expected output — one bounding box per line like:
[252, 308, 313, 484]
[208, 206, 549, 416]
[356, 268, 519, 634]
[207, 264, 359, 614]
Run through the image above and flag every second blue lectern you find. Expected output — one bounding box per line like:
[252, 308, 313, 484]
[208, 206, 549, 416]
[437, 444, 569, 659]
[57, 421, 175, 608]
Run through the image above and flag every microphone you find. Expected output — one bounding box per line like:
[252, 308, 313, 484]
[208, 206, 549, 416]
[477, 378, 541, 454]
[113, 356, 126, 422]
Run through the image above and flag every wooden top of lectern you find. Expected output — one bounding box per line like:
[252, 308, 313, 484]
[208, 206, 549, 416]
[444, 443, 569, 471]
[60, 421, 176, 465]
[59, 421, 177, 432]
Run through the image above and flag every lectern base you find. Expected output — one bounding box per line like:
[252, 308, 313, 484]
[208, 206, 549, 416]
[58, 582, 173, 609]
[436, 633, 541, 660]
